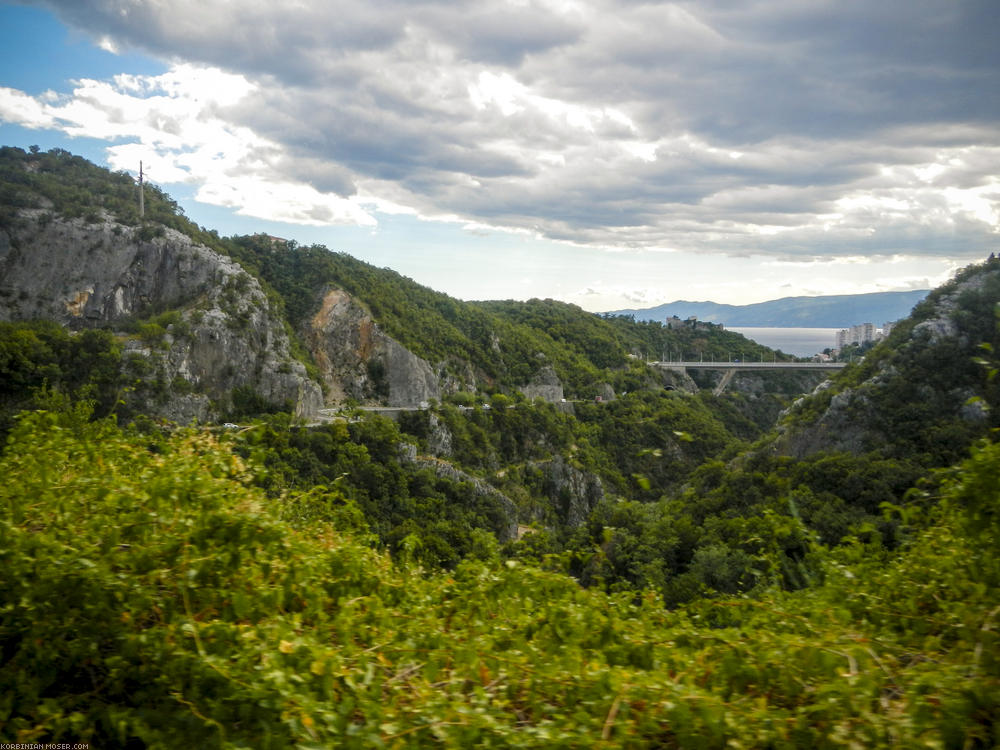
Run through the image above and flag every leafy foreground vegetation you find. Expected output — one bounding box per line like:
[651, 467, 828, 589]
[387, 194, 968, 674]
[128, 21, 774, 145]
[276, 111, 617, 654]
[2, 408, 998, 747]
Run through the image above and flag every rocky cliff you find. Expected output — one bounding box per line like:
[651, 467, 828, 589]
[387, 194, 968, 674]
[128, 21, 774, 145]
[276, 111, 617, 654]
[531, 455, 605, 528]
[303, 287, 444, 407]
[519, 365, 564, 403]
[0, 211, 322, 421]
[774, 260, 1000, 460]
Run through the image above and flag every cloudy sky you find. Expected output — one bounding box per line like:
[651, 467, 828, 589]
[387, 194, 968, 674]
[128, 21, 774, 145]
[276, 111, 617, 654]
[1, 1, 998, 310]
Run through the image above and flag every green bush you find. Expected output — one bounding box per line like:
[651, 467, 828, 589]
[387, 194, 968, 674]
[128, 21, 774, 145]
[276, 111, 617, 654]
[1, 410, 998, 747]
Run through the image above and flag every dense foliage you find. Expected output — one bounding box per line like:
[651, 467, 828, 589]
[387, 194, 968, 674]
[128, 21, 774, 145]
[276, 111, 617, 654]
[231, 413, 514, 569]
[2, 408, 997, 747]
[223, 388, 759, 571]
[0, 320, 124, 435]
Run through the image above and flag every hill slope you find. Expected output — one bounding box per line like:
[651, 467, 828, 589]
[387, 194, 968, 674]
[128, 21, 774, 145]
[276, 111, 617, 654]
[220, 233, 800, 401]
[776, 259, 1000, 462]
[2, 400, 998, 747]
[556, 257, 1000, 599]
[0, 146, 804, 417]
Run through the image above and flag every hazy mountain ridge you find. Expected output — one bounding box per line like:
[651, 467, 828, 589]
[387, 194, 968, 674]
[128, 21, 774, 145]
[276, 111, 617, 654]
[609, 290, 930, 328]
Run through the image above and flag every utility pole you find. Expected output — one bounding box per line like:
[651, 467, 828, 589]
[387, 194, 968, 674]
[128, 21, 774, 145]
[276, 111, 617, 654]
[138, 161, 145, 218]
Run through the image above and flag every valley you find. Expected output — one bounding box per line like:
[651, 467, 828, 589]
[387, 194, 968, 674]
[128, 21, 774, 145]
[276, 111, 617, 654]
[1, 146, 998, 747]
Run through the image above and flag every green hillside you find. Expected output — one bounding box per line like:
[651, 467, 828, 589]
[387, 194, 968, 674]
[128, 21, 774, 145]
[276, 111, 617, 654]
[0, 145, 221, 246]
[2, 406, 997, 747]
[2, 145, 999, 745]
[219, 233, 789, 398]
[0, 145, 796, 402]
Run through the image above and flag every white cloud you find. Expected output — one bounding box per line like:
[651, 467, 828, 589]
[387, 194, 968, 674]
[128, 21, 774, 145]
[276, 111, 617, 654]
[0, 87, 56, 129]
[96, 35, 117, 54]
[197, 177, 375, 227]
[0, 64, 375, 227]
[5, 0, 999, 280]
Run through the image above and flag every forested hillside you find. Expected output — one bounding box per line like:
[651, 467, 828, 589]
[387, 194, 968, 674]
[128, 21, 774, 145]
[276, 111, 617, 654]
[1, 145, 999, 746]
[220, 232, 791, 398]
[0, 146, 800, 409]
[2, 406, 998, 746]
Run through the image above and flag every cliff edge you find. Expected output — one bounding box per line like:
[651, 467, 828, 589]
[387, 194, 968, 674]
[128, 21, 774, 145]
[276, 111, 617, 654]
[0, 210, 322, 421]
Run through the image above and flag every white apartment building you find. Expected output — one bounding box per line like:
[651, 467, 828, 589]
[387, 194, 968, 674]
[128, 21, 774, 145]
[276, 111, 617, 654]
[835, 321, 896, 350]
[835, 322, 878, 349]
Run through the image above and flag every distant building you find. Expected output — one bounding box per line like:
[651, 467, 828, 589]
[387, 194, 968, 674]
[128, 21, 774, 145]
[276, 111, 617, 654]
[836, 322, 876, 348]
[665, 314, 716, 331]
[835, 320, 896, 350]
[254, 233, 290, 246]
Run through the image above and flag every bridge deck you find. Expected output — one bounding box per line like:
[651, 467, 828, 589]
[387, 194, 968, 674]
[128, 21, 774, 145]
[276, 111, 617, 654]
[652, 361, 846, 371]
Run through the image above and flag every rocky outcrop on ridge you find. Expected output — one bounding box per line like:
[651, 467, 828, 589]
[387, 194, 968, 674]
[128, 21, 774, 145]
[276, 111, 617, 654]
[774, 261, 1000, 460]
[0, 211, 322, 421]
[519, 365, 564, 403]
[303, 287, 442, 407]
[526, 455, 605, 529]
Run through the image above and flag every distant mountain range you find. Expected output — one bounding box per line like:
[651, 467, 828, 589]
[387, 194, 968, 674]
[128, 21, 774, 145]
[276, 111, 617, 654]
[606, 290, 931, 328]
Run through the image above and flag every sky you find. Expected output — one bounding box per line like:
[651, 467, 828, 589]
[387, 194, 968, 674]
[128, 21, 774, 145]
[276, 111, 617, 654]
[0, 1, 998, 311]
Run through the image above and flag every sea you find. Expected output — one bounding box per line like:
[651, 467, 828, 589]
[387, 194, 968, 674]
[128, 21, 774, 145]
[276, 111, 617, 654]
[729, 327, 840, 358]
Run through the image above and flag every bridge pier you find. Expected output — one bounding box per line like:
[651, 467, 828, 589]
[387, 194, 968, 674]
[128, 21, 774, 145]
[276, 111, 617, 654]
[713, 369, 736, 396]
[649, 360, 845, 396]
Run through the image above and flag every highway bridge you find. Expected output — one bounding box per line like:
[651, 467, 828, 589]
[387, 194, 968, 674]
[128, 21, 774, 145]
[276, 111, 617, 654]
[651, 359, 846, 395]
[651, 360, 846, 371]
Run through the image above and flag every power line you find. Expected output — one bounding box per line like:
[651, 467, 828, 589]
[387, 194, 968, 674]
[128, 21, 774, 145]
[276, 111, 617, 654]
[138, 160, 145, 218]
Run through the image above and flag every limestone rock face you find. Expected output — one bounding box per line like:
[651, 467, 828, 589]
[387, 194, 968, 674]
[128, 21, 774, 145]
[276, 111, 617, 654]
[519, 365, 564, 403]
[1, 212, 215, 324]
[0, 212, 322, 420]
[304, 287, 441, 407]
[529, 456, 604, 529]
[426, 413, 454, 457]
